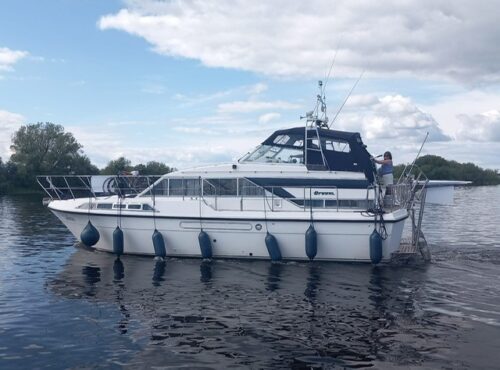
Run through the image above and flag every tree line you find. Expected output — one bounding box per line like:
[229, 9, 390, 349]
[1, 122, 499, 194]
[393, 155, 500, 186]
[0, 122, 174, 194]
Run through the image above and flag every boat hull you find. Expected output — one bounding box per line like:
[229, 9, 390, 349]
[50, 209, 406, 262]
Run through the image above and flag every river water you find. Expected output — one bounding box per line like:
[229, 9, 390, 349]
[0, 186, 499, 369]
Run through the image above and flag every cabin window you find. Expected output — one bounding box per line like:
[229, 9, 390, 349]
[291, 199, 372, 209]
[112, 203, 126, 209]
[324, 140, 350, 153]
[239, 178, 264, 196]
[148, 178, 168, 196]
[204, 179, 237, 196]
[145, 178, 202, 197]
[241, 145, 303, 164]
[96, 203, 113, 209]
[143, 204, 155, 211]
[184, 179, 201, 196]
[309, 139, 320, 149]
[273, 134, 290, 145]
[168, 179, 183, 196]
[128, 204, 141, 210]
[168, 178, 201, 196]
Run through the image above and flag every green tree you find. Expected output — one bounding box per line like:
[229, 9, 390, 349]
[396, 155, 500, 185]
[10, 122, 98, 188]
[100, 157, 132, 175]
[0, 157, 7, 193]
[133, 161, 174, 175]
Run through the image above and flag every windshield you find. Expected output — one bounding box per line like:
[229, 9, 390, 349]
[240, 145, 304, 164]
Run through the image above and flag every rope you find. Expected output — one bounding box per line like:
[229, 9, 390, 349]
[87, 195, 92, 221]
[117, 193, 122, 228]
[262, 188, 269, 233]
[377, 213, 388, 240]
[360, 184, 388, 240]
[152, 183, 157, 230]
[309, 188, 314, 226]
[198, 177, 203, 231]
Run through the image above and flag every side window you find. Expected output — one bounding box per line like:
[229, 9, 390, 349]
[273, 134, 290, 145]
[324, 140, 351, 153]
[293, 139, 304, 147]
[307, 138, 320, 149]
[218, 179, 237, 195]
[239, 178, 264, 196]
[205, 179, 237, 196]
[96, 203, 113, 209]
[169, 179, 183, 196]
[152, 179, 169, 195]
[184, 179, 201, 196]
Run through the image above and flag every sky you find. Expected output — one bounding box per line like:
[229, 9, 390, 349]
[1, 0, 499, 170]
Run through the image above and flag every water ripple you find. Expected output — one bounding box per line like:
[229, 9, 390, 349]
[0, 187, 499, 369]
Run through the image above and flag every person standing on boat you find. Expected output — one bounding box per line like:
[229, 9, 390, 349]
[372, 151, 393, 193]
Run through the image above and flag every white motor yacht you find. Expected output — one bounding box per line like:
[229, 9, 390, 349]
[39, 83, 416, 263]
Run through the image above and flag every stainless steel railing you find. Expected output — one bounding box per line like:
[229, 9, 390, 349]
[38, 174, 410, 213]
[37, 175, 161, 200]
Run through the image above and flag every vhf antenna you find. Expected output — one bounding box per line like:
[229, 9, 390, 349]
[321, 34, 343, 96]
[300, 80, 328, 128]
[329, 70, 364, 128]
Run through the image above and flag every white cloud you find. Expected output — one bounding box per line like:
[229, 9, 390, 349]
[218, 100, 301, 114]
[98, 0, 500, 83]
[0, 109, 25, 160]
[71, 124, 260, 169]
[248, 83, 268, 95]
[0, 47, 29, 71]
[259, 112, 281, 124]
[422, 90, 500, 139]
[173, 82, 269, 108]
[337, 94, 450, 143]
[456, 110, 500, 142]
[141, 83, 166, 94]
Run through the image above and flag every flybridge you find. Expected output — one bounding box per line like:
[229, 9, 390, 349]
[241, 80, 376, 182]
[258, 126, 376, 183]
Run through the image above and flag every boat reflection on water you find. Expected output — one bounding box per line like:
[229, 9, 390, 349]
[49, 246, 454, 368]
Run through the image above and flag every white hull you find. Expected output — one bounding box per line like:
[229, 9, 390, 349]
[51, 207, 407, 262]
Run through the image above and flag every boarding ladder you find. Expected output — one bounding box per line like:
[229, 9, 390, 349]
[392, 165, 431, 262]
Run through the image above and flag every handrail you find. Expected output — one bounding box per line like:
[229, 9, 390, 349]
[37, 175, 162, 201]
[38, 174, 411, 214]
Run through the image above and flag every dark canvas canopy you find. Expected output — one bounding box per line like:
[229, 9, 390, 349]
[262, 126, 376, 183]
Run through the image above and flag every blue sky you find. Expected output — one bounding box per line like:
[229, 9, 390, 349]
[1, 0, 499, 169]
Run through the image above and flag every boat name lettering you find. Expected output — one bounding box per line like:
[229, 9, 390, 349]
[314, 190, 335, 196]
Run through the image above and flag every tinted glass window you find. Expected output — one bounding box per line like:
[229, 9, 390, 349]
[239, 178, 264, 196]
[184, 179, 201, 196]
[169, 179, 183, 196]
[205, 179, 237, 196]
[96, 203, 113, 209]
[149, 179, 168, 196]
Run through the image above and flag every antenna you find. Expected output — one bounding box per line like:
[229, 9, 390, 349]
[322, 34, 343, 96]
[329, 70, 364, 128]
